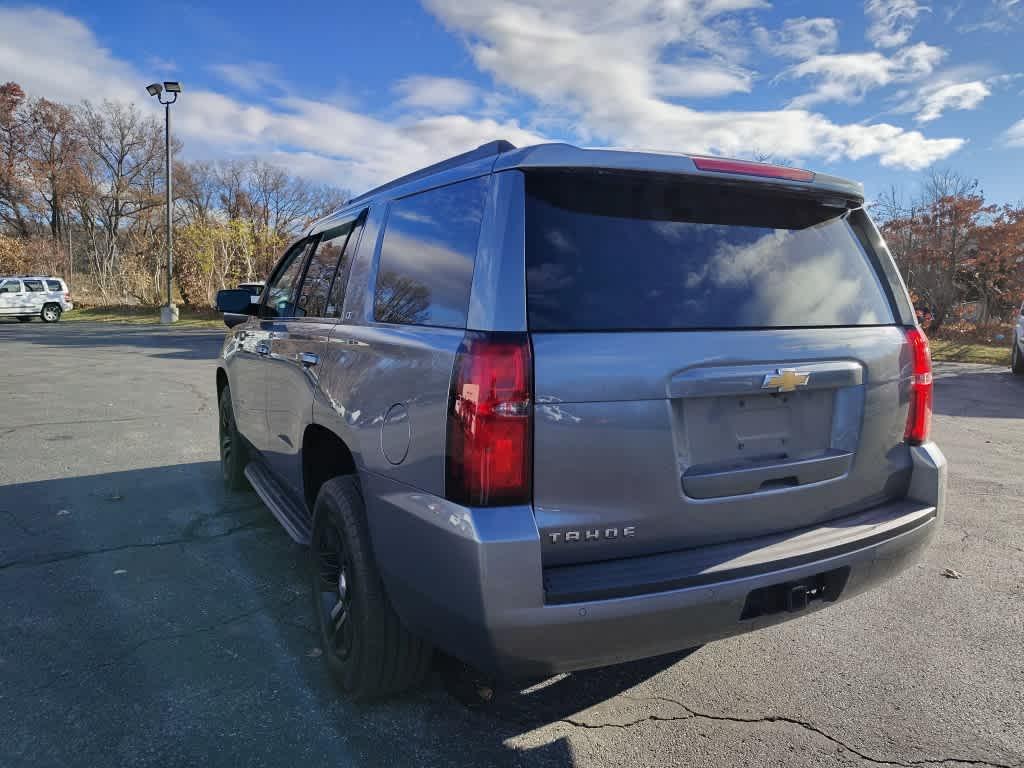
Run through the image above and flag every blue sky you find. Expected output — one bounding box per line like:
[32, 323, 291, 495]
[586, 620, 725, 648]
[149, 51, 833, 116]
[1, 0, 1022, 202]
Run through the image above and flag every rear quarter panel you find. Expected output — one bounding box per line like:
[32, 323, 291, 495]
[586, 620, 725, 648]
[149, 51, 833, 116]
[315, 200, 461, 497]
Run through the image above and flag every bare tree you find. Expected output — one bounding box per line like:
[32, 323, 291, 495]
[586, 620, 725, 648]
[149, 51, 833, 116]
[1, 82, 351, 306]
[0, 82, 32, 236]
[175, 160, 218, 225]
[73, 100, 163, 297]
[26, 97, 81, 241]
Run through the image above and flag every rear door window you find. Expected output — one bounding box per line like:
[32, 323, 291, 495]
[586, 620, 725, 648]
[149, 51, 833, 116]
[23, 280, 44, 292]
[524, 171, 895, 332]
[295, 224, 352, 319]
[374, 177, 487, 328]
[326, 218, 364, 318]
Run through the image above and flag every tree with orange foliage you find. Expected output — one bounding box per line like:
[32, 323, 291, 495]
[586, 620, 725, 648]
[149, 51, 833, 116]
[876, 171, 995, 332]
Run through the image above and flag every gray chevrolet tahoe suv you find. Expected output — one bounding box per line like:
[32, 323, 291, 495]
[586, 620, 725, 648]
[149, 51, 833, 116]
[215, 141, 945, 700]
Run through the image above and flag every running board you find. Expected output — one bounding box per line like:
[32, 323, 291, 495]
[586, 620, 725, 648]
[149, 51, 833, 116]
[244, 461, 311, 545]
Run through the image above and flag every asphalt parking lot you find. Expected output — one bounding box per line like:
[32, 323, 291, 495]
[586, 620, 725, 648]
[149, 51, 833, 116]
[1, 321, 1022, 768]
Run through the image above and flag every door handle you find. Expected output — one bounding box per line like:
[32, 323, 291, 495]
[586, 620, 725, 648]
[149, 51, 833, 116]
[299, 352, 320, 368]
[255, 342, 270, 356]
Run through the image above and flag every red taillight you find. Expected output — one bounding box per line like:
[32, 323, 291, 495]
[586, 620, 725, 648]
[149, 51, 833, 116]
[904, 328, 933, 445]
[692, 156, 815, 182]
[446, 332, 532, 507]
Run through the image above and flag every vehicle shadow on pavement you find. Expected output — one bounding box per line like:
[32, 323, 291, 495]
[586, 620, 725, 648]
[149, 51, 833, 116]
[0, 322, 224, 361]
[932, 365, 1024, 419]
[0, 459, 692, 767]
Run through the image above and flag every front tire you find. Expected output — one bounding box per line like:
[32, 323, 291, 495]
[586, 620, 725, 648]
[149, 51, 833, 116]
[311, 476, 432, 700]
[40, 304, 61, 323]
[1012, 337, 1024, 375]
[218, 386, 249, 490]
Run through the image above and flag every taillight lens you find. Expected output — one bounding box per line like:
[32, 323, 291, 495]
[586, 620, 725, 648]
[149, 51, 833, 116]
[446, 332, 532, 506]
[904, 327, 933, 445]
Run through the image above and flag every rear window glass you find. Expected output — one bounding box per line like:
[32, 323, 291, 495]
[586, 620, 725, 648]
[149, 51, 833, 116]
[374, 177, 487, 328]
[46, 280, 62, 291]
[525, 172, 895, 332]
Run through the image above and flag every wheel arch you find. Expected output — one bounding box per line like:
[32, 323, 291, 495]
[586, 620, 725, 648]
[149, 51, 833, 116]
[302, 424, 358, 513]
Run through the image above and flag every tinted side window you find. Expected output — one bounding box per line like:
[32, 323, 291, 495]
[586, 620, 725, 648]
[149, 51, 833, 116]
[0, 280, 21, 293]
[24, 280, 44, 292]
[327, 219, 364, 318]
[46, 280, 62, 291]
[296, 224, 353, 319]
[261, 240, 311, 319]
[374, 177, 486, 328]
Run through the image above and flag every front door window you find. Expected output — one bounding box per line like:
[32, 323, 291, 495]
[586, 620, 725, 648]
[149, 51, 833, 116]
[260, 241, 312, 319]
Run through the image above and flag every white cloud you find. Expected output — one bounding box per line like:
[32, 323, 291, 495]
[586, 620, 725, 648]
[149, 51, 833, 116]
[0, 7, 542, 193]
[754, 17, 839, 59]
[177, 92, 543, 191]
[955, 0, 1024, 32]
[786, 43, 945, 107]
[394, 75, 478, 110]
[913, 81, 990, 122]
[654, 61, 752, 98]
[423, 0, 963, 169]
[0, 2, 969, 187]
[210, 62, 288, 94]
[0, 7, 140, 104]
[865, 0, 931, 48]
[1004, 117, 1024, 147]
[146, 55, 178, 73]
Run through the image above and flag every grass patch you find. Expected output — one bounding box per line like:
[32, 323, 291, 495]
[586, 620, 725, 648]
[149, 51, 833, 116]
[63, 306, 224, 329]
[930, 338, 1010, 366]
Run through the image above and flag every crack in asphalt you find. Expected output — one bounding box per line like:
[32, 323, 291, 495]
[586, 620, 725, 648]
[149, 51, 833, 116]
[0, 519, 274, 572]
[953, 525, 1024, 555]
[556, 695, 1021, 768]
[12, 594, 305, 699]
[0, 415, 144, 431]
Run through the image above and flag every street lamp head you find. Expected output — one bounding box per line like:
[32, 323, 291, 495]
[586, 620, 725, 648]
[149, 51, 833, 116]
[146, 83, 163, 97]
[163, 81, 182, 93]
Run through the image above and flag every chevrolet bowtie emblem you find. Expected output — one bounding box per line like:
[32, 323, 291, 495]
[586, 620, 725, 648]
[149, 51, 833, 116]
[762, 368, 811, 393]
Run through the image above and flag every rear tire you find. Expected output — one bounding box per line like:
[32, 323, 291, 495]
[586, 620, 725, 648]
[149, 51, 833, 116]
[218, 386, 249, 490]
[310, 476, 432, 700]
[1012, 338, 1024, 375]
[40, 304, 61, 323]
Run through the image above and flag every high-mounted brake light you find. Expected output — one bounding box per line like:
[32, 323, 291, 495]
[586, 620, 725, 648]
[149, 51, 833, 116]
[904, 328, 933, 445]
[446, 332, 532, 506]
[692, 156, 815, 183]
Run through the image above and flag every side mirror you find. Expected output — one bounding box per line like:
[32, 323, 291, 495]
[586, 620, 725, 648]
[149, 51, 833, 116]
[216, 289, 255, 315]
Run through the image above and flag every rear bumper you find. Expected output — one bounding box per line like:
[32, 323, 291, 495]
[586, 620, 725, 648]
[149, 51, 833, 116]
[364, 442, 945, 680]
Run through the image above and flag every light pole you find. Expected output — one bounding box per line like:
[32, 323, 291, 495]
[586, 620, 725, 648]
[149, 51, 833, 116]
[146, 81, 182, 324]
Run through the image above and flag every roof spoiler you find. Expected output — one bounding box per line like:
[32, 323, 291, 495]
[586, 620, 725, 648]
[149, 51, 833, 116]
[346, 139, 516, 206]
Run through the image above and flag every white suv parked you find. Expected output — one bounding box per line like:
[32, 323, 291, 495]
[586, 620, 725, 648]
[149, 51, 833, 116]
[0, 276, 73, 322]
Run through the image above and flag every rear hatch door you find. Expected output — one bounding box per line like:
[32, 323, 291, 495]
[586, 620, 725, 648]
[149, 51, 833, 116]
[525, 170, 914, 567]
